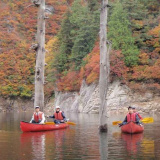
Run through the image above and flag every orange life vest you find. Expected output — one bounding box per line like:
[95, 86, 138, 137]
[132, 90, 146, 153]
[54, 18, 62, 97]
[54, 111, 64, 120]
[127, 113, 136, 122]
[34, 112, 43, 122]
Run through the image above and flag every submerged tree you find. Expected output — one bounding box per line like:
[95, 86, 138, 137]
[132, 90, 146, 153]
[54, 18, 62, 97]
[99, 0, 111, 132]
[32, 0, 46, 110]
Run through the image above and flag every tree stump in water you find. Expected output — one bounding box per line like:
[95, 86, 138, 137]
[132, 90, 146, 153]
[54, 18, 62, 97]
[99, 124, 108, 132]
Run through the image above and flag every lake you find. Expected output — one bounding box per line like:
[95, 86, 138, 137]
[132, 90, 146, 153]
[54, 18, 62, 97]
[0, 111, 159, 160]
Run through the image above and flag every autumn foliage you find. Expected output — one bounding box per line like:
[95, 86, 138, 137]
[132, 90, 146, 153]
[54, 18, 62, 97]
[0, 0, 160, 98]
[0, 0, 69, 98]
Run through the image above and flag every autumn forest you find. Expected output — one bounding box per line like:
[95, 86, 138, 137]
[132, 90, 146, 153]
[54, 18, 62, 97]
[0, 0, 160, 99]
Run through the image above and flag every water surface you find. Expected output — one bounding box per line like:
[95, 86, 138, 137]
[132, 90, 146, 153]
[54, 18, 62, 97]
[0, 111, 159, 160]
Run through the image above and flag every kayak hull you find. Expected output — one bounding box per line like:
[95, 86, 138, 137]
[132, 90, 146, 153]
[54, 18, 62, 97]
[20, 121, 69, 132]
[121, 121, 144, 134]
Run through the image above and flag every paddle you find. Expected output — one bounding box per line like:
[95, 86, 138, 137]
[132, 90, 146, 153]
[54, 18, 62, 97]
[112, 121, 122, 125]
[45, 121, 76, 126]
[112, 117, 154, 125]
[141, 117, 154, 123]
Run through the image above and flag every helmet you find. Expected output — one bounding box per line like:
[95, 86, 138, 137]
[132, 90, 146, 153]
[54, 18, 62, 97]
[132, 106, 136, 109]
[35, 106, 40, 109]
[56, 106, 60, 109]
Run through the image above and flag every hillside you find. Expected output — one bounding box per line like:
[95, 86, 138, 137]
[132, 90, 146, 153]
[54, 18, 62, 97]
[0, 0, 68, 98]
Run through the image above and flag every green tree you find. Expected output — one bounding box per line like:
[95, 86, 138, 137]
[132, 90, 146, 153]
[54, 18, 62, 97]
[108, 1, 139, 66]
[121, 0, 160, 50]
[55, 11, 74, 73]
[57, 0, 99, 71]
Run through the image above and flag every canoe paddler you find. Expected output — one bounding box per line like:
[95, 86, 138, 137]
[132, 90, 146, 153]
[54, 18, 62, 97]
[30, 106, 46, 124]
[47, 106, 67, 124]
[132, 106, 143, 120]
[119, 106, 142, 127]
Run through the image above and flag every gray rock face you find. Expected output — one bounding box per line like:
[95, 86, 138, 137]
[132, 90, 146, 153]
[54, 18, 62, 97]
[0, 80, 159, 114]
[0, 97, 33, 112]
[54, 80, 160, 114]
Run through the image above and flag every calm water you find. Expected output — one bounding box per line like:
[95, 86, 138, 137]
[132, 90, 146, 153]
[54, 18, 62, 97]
[0, 111, 159, 160]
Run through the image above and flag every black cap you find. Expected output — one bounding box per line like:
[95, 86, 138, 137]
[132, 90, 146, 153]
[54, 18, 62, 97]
[128, 106, 132, 110]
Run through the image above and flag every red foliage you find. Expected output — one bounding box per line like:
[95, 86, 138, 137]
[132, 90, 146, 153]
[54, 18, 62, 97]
[57, 71, 81, 91]
[82, 42, 100, 84]
[0, 0, 69, 97]
[110, 50, 129, 81]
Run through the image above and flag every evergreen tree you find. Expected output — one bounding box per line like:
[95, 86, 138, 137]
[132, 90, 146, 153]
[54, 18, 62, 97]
[56, 0, 99, 71]
[120, 0, 149, 49]
[55, 11, 74, 73]
[108, 1, 139, 66]
[69, 0, 99, 69]
[121, 0, 160, 50]
[87, 0, 100, 12]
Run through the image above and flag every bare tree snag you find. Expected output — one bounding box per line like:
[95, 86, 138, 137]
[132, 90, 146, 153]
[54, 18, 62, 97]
[32, 0, 41, 7]
[30, 43, 39, 51]
[99, 0, 110, 132]
[33, 0, 45, 111]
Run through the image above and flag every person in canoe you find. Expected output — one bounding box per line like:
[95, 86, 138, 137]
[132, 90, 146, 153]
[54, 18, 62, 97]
[30, 106, 46, 124]
[119, 106, 142, 127]
[47, 106, 67, 124]
[132, 106, 143, 120]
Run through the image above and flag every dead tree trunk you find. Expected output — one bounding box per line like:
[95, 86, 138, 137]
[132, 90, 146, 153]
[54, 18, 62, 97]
[99, 0, 110, 132]
[32, 0, 46, 111]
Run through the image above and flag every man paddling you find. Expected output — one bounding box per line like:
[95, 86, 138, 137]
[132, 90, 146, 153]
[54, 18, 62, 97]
[132, 106, 143, 120]
[119, 106, 142, 127]
[47, 106, 67, 124]
[30, 106, 46, 124]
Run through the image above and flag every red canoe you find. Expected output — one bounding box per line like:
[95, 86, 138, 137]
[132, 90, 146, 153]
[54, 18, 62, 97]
[20, 121, 69, 132]
[121, 121, 144, 134]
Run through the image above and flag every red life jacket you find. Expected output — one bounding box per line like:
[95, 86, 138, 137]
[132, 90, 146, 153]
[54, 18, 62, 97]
[54, 111, 64, 120]
[34, 112, 43, 122]
[127, 113, 136, 122]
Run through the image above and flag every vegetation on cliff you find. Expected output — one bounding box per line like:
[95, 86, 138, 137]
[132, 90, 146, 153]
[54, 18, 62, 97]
[0, 0, 159, 98]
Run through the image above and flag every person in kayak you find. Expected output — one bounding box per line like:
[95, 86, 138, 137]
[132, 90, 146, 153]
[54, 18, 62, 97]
[30, 106, 46, 124]
[132, 106, 143, 120]
[119, 106, 142, 127]
[47, 106, 67, 124]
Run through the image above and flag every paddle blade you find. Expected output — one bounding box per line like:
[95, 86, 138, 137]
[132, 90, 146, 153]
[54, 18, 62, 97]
[45, 122, 55, 125]
[141, 117, 154, 123]
[112, 121, 122, 125]
[45, 121, 76, 125]
[66, 121, 76, 125]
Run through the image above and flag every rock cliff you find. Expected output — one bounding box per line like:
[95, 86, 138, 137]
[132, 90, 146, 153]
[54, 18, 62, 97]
[1, 80, 160, 115]
[53, 80, 160, 115]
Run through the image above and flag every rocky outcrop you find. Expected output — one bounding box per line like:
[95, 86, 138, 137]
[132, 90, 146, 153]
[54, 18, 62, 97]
[0, 97, 33, 112]
[0, 80, 159, 114]
[54, 80, 160, 114]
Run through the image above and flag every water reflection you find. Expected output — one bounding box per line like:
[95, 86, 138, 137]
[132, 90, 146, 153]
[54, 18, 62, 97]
[99, 132, 108, 160]
[20, 128, 73, 160]
[141, 138, 155, 158]
[1, 112, 160, 159]
[121, 133, 143, 154]
[21, 132, 46, 160]
[111, 131, 156, 159]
